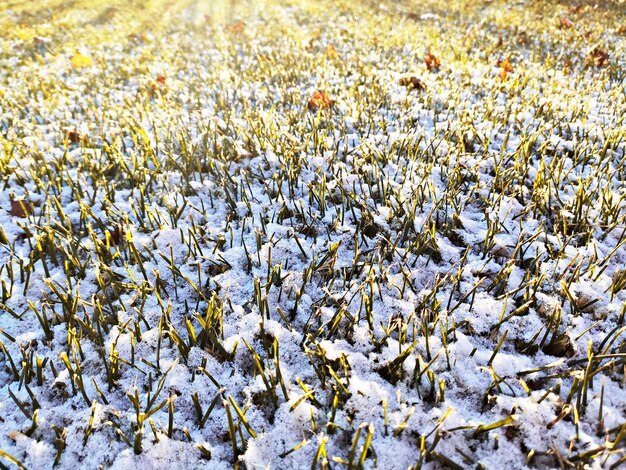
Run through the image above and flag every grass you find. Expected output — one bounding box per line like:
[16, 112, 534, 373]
[0, 0, 625, 468]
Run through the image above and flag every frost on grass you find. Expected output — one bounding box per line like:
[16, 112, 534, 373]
[0, 0, 625, 469]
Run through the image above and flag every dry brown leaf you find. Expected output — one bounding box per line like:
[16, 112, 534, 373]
[570, 5, 585, 14]
[226, 20, 245, 34]
[110, 224, 125, 245]
[10, 199, 33, 218]
[65, 130, 85, 144]
[586, 48, 609, 68]
[425, 52, 441, 72]
[517, 31, 529, 45]
[102, 224, 125, 246]
[399, 76, 425, 91]
[558, 17, 574, 29]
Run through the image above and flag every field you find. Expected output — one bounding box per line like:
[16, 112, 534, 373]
[1, 0, 626, 468]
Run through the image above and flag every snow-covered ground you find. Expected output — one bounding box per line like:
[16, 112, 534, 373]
[1, 0, 625, 468]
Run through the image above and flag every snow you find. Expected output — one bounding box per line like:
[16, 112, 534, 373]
[0, 0, 625, 469]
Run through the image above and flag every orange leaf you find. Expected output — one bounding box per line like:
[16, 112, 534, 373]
[325, 44, 339, 59]
[149, 75, 168, 95]
[497, 57, 514, 80]
[71, 53, 93, 68]
[497, 57, 514, 72]
[425, 52, 441, 72]
[617, 25, 626, 35]
[226, 20, 245, 34]
[558, 17, 574, 29]
[307, 91, 332, 110]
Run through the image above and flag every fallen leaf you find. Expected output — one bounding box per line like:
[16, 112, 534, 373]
[325, 44, 339, 59]
[542, 333, 575, 358]
[586, 48, 609, 68]
[558, 17, 574, 29]
[307, 91, 332, 110]
[497, 57, 514, 72]
[517, 31, 529, 45]
[65, 129, 85, 144]
[226, 20, 245, 34]
[497, 57, 514, 80]
[110, 224, 125, 245]
[149, 75, 168, 95]
[129, 31, 149, 43]
[10, 199, 33, 218]
[399, 76, 425, 91]
[582, 28, 594, 39]
[103, 224, 125, 246]
[425, 52, 441, 72]
[71, 53, 93, 68]
[617, 25, 626, 35]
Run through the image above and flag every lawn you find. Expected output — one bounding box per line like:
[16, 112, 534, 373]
[0, 0, 625, 468]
